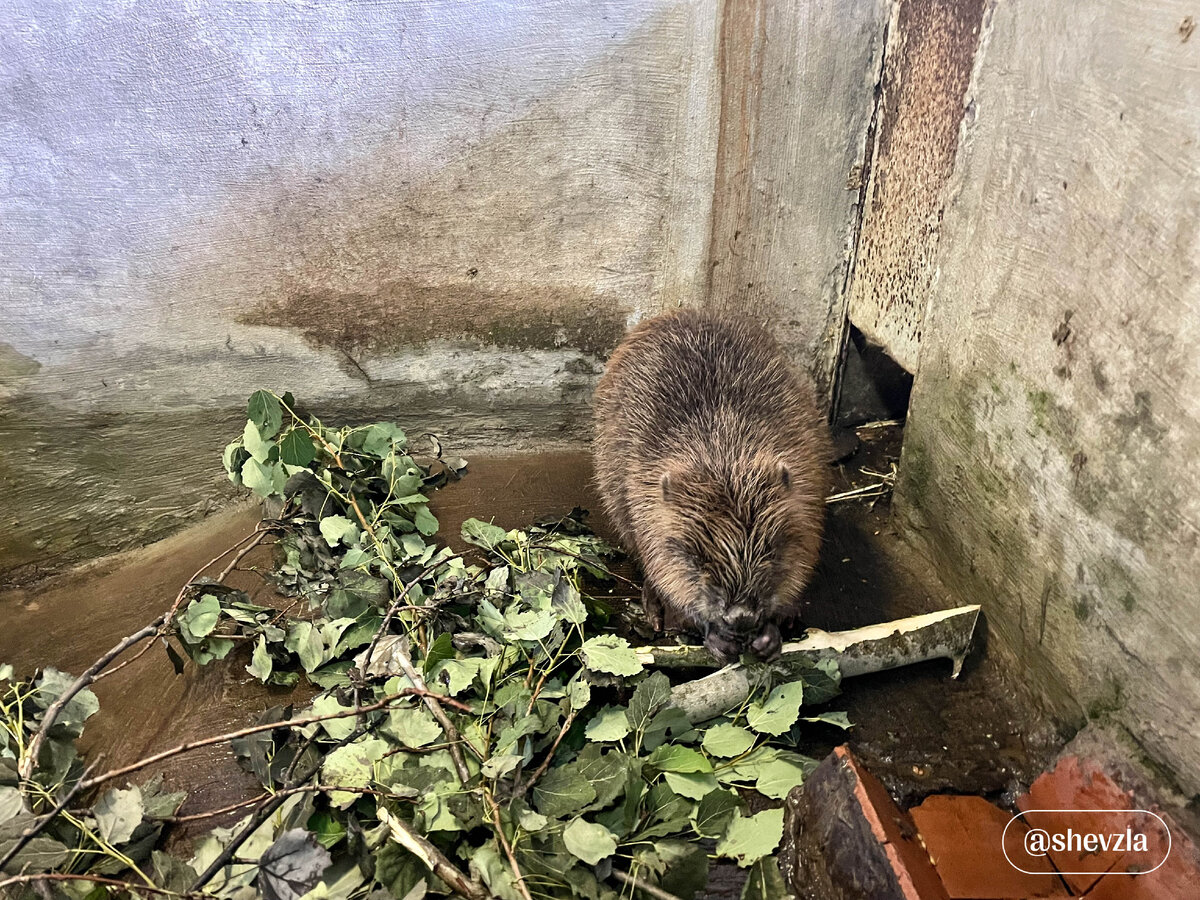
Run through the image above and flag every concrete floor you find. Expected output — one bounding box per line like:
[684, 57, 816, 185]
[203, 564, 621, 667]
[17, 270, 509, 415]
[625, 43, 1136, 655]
[0, 435, 1065, 895]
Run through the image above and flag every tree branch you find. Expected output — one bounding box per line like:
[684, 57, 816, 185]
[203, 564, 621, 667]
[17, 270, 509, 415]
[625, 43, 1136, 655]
[77, 690, 445, 792]
[378, 808, 489, 900]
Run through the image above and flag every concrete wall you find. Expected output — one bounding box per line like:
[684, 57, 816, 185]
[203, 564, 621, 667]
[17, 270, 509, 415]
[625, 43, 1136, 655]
[883, 0, 1200, 795]
[705, 0, 887, 396]
[0, 0, 884, 577]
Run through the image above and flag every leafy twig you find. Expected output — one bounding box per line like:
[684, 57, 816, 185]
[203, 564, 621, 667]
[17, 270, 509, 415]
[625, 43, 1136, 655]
[483, 786, 534, 900]
[0, 759, 101, 873]
[19, 621, 163, 781]
[76, 690, 441, 792]
[512, 708, 577, 800]
[378, 808, 489, 900]
[612, 869, 685, 900]
[375, 634, 482, 784]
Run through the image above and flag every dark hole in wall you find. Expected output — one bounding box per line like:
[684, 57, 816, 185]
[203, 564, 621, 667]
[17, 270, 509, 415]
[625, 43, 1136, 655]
[834, 324, 913, 428]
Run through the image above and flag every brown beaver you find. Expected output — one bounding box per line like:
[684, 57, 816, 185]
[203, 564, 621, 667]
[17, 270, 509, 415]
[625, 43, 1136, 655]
[592, 308, 831, 662]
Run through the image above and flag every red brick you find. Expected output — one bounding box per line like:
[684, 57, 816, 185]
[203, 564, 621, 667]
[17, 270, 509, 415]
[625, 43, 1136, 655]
[910, 794, 1071, 898]
[1083, 804, 1200, 900]
[781, 745, 950, 900]
[1016, 756, 1135, 894]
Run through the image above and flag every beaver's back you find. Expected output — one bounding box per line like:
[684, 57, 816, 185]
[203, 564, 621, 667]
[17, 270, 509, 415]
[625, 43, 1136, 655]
[593, 309, 830, 550]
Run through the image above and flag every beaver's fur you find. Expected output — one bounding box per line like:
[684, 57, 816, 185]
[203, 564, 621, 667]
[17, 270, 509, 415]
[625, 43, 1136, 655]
[593, 309, 831, 661]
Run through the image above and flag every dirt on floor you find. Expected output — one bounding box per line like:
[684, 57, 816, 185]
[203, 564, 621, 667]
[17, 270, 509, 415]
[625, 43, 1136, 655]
[0, 428, 1066, 897]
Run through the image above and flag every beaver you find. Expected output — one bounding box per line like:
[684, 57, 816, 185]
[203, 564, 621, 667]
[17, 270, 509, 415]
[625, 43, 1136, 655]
[592, 308, 831, 662]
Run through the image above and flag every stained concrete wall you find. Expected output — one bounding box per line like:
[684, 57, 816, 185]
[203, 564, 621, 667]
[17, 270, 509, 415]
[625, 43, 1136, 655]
[705, 0, 888, 396]
[886, 0, 1200, 795]
[0, 0, 885, 577]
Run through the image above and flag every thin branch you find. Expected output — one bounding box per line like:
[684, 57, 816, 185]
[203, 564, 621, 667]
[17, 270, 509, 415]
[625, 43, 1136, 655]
[378, 808, 489, 900]
[189, 721, 371, 894]
[152, 784, 405, 825]
[188, 787, 291, 892]
[611, 869, 685, 900]
[372, 631, 481, 785]
[0, 759, 102, 873]
[484, 786, 535, 900]
[77, 690, 440, 792]
[20, 622, 163, 780]
[0, 873, 193, 898]
[512, 709, 577, 800]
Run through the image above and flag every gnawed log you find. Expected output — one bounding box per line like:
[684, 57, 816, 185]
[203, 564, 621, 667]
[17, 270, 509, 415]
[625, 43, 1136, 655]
[638, 605, 981, 724]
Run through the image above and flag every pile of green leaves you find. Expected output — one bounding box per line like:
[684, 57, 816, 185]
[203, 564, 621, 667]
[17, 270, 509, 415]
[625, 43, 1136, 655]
[1, 391, 848, 900]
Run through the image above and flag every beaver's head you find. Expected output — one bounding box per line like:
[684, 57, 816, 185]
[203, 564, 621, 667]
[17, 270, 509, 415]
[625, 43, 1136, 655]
[644, 453, 818, 662]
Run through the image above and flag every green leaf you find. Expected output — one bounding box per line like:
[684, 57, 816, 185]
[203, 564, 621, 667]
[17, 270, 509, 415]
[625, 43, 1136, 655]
[310, 695, 357, 741]
[580, 635, 643, 677]
[801, 711, 852, 730]
[626, 671, 672, 735]
[567, 679, 591, 711]
[647, 745, 712, 774]
[319, 515, 360, 548]
[412, 505, 439, 536]
[797, 657, 842, 705]
[740, 857, 790, 900]
[471, 842, 523, 900]
[746, 681, 806, 736]
[533, 765, 596, 818]
[574, 747, 630, 810]
[279, 429, 317, 467]
[584, 706, 630, 742]
[753, 758, 810, 800]
[285, 622, 327, 673]
[692, 789, 741, 839]
[243, 418, 277, 464]
[430, 659, 482, 697]
[481, 754, 522, 780]
[246, 635, 273, 682]
[460, 518, 508, 550]
[0, 819, 69, 874]
[0, 787, 22, 826]
[663, 771, 718, 800]
[517, 807, 548, 832]
[248, 390, 284, 439]
[643, 706, 695, 752]
[552, 579, 588, 626]
[703, 723, 756, 758]
[384, 707, 443, 749]
[94, 785, 144, 845]
[503, 608, 557, 642]
[242, 457, 286, 497]
[423, 633, 455, 674]
[715, 809, 785, 867]
[32, 668, 99, 734]
[562, 819, 618, 865]
[320, 738, 388, 809]
[178, 594, 221, 643]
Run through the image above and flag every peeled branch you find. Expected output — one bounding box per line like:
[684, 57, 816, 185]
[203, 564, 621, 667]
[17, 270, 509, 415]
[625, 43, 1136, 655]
[636, 605, 982, 724]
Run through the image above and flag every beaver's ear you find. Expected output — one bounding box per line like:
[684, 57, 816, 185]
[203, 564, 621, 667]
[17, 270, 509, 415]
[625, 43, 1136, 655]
[660, 470, 674, 501]
[780, 463, 791, 489]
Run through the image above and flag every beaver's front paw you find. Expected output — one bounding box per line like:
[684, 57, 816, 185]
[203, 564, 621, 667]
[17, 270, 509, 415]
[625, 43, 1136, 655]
[749, 622, 782, 661]
[703, 629, 743, 664]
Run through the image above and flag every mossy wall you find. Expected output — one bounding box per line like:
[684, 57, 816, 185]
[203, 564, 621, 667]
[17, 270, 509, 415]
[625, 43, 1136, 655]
[887, 0, 1200, 795]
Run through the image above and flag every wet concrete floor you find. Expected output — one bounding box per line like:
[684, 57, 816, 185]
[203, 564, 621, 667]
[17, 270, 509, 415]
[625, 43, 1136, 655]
[0, 439, 1065, 893]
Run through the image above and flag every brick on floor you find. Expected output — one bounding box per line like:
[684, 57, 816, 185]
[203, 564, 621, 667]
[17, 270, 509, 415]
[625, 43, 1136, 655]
[910, 794, 1071, 898]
